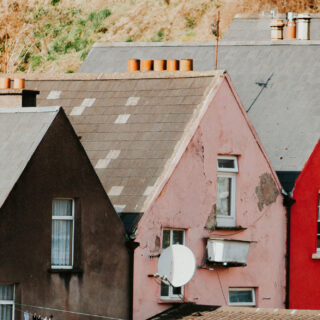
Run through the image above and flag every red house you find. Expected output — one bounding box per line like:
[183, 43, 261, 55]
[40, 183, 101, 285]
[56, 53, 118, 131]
[290, 139, 320, 309]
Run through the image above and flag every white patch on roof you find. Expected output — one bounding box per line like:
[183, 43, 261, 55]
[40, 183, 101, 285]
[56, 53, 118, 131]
[95, 149, 120, 168]
[108, 186, 124, 196]
[114, 114, 130, 124]
[47, 90, 61, 100]
[81, 98, 96, 107]
[95, 158, 111, 169]
[143, 186, 154, 196]
[291, 310, 297, 315]
[114, 204, 126, 213]
[107, 149, 121, 159]
[70, 105, 86, 116]
[126, 96, 140, 106]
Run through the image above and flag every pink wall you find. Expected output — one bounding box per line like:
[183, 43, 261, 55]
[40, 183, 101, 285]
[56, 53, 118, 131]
[133, 77, 286, 320]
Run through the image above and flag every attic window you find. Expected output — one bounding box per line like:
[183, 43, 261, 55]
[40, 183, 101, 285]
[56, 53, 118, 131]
[217, 156, 238, 172]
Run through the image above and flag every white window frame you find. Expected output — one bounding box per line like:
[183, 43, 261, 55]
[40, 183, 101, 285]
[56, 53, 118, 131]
[51, 199, 75, 269]
[228, 288, 256, 306]
[216, 156, 238, 227]
[217, 156, 238, 173]
[0, 284, 15, 320]
[160, 229, 185, 300]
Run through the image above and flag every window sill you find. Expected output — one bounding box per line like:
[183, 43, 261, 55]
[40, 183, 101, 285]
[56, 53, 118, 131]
[214, 226, 247, 231]
[47, 267, 83, 274]
[158, 298, 185, 304]
[312, 253, 320, 260]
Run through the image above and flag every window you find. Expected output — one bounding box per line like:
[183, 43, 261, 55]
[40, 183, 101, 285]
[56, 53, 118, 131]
[0, 285, 15, 320]
[161, 229, 185, 300]
[217, 156, 238, 227]
[317, 193, 320, 252]
[228, 288, 256, 306]
[51, 199, 75, 269]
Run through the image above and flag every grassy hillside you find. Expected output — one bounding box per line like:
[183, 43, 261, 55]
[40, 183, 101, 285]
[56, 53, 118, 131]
[1, 0, 319, 73]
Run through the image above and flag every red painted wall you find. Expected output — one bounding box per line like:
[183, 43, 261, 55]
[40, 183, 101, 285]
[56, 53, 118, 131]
[290, 139, 320, 309]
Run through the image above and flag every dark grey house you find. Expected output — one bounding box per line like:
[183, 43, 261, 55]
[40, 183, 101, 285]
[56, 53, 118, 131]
[0, 90, 130, 320]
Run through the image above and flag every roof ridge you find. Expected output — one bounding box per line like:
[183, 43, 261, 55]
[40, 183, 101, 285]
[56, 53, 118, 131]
[0, 106, 60, 113]
[2, 71, 225, 81]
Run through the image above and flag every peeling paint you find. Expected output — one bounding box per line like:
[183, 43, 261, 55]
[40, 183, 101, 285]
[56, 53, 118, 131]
[256, 173, 279, 211]
[152, 236, 160, 252]
[205, 204, 217, 230]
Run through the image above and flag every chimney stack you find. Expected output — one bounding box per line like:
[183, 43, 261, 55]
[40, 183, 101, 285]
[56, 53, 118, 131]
[0, 78, 39, 107]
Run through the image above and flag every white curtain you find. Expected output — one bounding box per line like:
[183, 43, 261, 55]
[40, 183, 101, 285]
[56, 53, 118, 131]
[51, 200, 73, 267]
[0, 285, 13, 320]
[217, 177, 231, 216]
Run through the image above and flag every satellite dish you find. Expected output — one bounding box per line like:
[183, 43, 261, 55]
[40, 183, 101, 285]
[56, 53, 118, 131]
[157, 244, 196, 287]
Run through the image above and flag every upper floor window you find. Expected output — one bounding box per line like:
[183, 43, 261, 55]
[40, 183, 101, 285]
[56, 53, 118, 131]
[217, 156, 238, 227]
[51, 199, 75, 269]
[161, 229, 185, 300]
[0, 284, 15, 320]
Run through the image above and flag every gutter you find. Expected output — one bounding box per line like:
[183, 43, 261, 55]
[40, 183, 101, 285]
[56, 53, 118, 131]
[282, 192, 296, 309]
[125, 237, 139, 320]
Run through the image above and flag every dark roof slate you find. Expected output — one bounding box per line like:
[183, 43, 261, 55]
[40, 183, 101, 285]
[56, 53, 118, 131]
[0, 107, 59, 207]
[26, 72, 220, 213]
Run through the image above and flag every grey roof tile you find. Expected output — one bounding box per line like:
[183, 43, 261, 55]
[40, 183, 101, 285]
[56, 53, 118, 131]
[0, 107, 59, 207]
[26, 73, 218, 212]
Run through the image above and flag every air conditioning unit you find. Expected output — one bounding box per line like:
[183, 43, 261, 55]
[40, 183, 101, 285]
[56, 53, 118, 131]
[207, 238, 250, 265]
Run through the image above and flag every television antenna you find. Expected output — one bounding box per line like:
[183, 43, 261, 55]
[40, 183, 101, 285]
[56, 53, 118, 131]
[155, 244, 196, 287]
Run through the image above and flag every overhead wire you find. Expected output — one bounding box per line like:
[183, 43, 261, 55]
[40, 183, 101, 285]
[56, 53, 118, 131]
[15, 303, 126, 320]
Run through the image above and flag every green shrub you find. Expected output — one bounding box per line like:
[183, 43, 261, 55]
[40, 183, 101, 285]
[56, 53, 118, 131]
[185, 16, 196, 29]
[50, 0, 60, 5]
[30, 55, 42, 70]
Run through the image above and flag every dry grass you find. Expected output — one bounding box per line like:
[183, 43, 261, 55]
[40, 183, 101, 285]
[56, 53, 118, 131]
[1, 0, 320, 72]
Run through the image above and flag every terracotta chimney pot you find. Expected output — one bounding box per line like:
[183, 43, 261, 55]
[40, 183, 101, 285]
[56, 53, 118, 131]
[166, 59, 179, 71]
[13, 78, 25, 89]
[286, 20, 296, 39]
[270, 19, 285, 40]
[0, 78, 11, 89]
[179, 59, 193, 71]
[128, 59, 140, 72]
[140, 60, 153, 71]
[153, 59, 166, 71]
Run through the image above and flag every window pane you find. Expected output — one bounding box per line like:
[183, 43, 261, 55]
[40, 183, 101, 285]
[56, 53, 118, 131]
[161, 282, 169, 296]
[229, 290, 253, 303]
[172, 286, 182, 295]
[317, 236, 320, 249]
[0, 305, 12, 320]
[218, 159, 235, 169]
[52, 199, 72, 216]
[52, 220, 72, 266]
[217, 177, 232, 216]
[172, 230, 184, 245]
[162, 230, 170, 249]
[0, 285, 13, 300]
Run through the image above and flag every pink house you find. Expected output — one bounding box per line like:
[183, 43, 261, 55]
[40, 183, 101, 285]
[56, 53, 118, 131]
[24, 71, 286, 319]
[131, 72, 286, 319]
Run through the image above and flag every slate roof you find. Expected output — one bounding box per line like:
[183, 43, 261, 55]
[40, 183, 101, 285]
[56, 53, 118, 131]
[223, 14, 320, 41]
[180, 306, 320, 320]
[0, 107, 59, 207]
[77, 16, 320, 178]
[24, 72, 222, 214]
